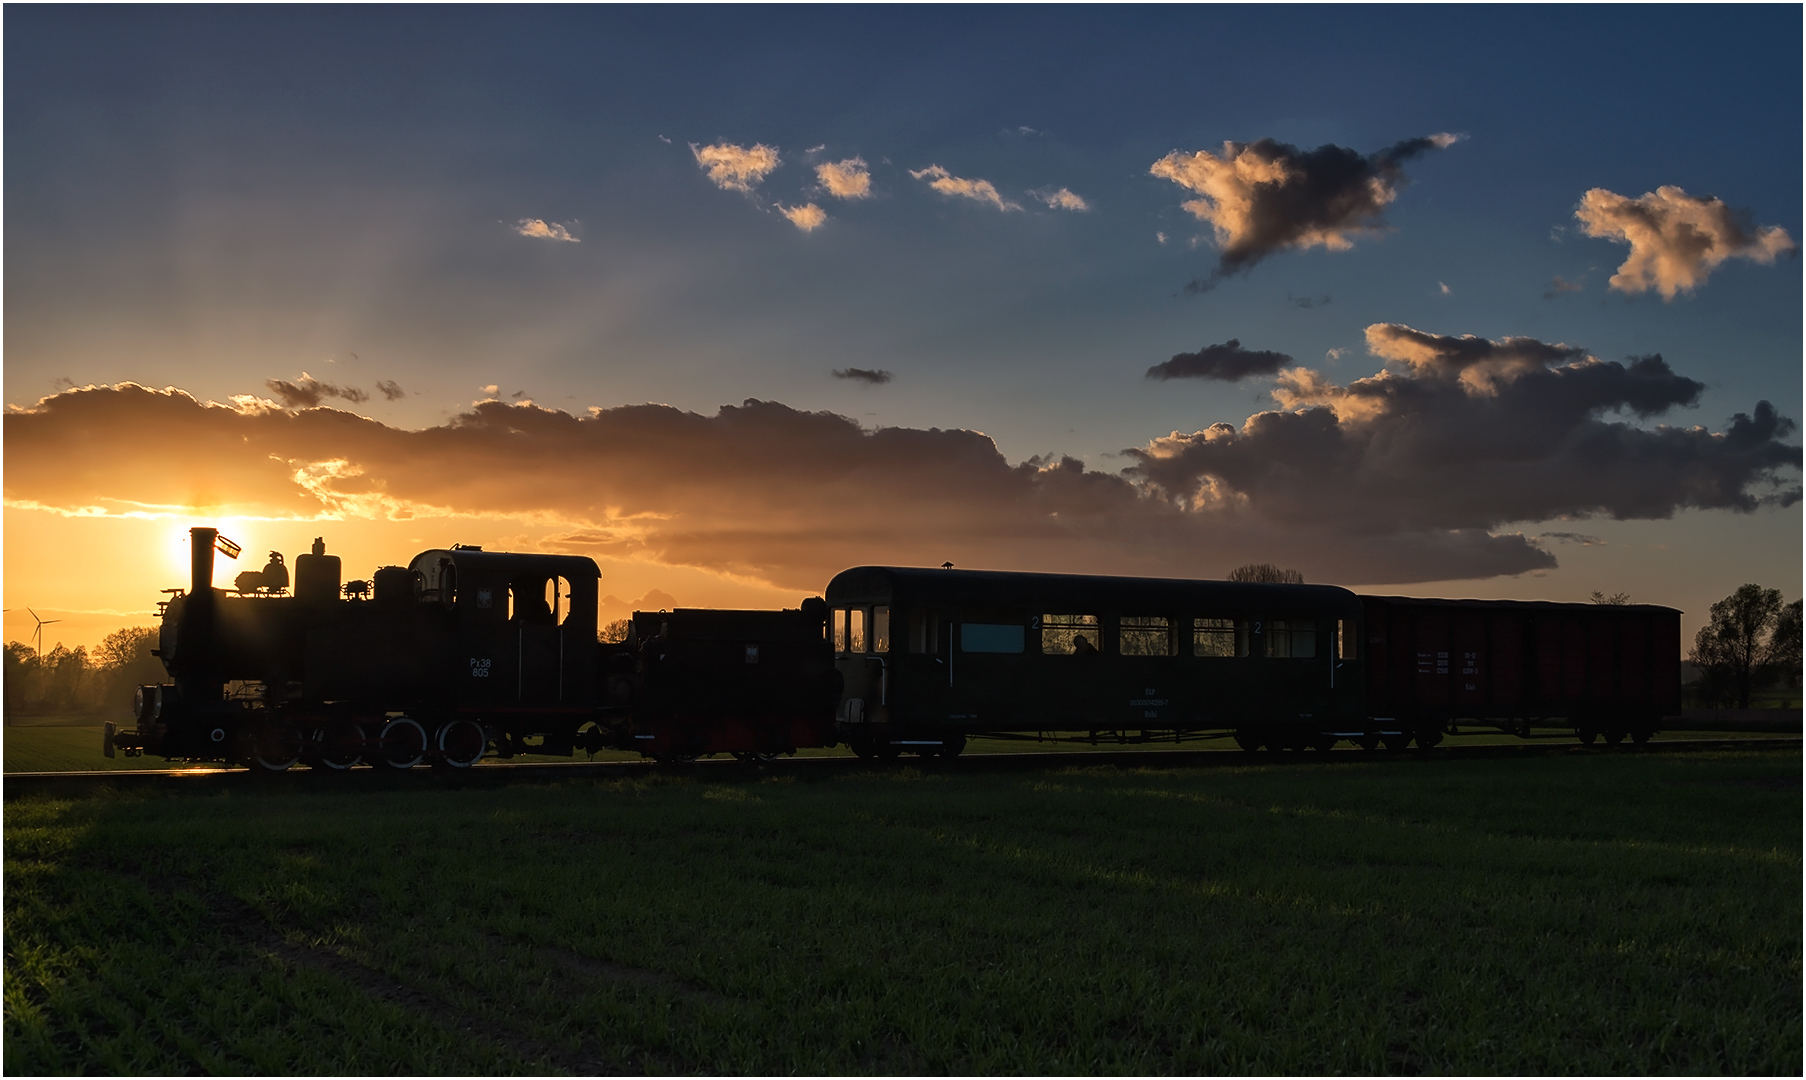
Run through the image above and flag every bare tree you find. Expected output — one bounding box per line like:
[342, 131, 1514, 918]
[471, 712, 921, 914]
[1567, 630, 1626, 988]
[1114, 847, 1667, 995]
[1226, 563, 1305, 584]
[1689, 584, 1786, 708]
[1590, 590, 1630, 605]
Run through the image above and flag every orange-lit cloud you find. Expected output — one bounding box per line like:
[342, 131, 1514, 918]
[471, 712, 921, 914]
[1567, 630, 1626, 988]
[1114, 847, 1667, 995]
[1574, 185, 1795, 300]
[513, 218, 579, 242]
[1149, 134, 1458, 290]
[8, 374, 1796, 591]
[691, 141, 782, 193]
[1033, 187, 1089, 212]
[815, 157, 872, 199]
[1129, 325, 1799, 535]
[779, 202, 828, 231]
[909, 165, 1021, 212]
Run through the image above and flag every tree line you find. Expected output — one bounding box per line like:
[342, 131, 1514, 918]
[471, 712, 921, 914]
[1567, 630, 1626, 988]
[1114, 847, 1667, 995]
[1687, 585, 1801, 709]
[4, 627, 165, 719]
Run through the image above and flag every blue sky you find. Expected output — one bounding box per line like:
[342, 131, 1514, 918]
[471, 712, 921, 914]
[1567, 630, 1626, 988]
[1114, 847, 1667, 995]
[5, 6, 1800, 648]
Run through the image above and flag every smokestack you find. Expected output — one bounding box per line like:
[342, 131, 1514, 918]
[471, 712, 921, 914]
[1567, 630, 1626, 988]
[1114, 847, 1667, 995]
[191, 527, 217, 600]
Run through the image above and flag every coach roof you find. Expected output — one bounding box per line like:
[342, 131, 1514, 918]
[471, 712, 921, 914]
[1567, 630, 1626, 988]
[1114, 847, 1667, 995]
[825, 566, 1361, 617]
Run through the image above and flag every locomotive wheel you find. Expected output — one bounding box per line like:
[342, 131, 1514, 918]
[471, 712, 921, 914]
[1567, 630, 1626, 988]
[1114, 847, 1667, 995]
[1380, 734, 1410, 751]
[435, 719, 487, 768]
[1357, 735, 1381, 751]
[1414, 729, 1444, 749]
[939, 735, 967, 759]
[250, 719, 302, 773]
[1604, 728, 1626, 745]
[311, 719, 364, 770]
[1311, 735, 1338, 752]
[1576, 727, 1598, 745]
[376, 716, 428, 769]
[1232, 729, 1261, 753]
[1631, 727, 1654, 745]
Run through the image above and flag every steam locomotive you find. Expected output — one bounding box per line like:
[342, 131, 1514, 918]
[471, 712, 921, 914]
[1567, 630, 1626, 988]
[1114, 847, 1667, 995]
[106, 527, 1683, 771]
[107, 528, 840, 770]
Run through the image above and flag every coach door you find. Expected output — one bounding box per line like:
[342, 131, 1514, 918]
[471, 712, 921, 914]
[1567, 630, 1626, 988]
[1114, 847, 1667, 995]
[832, 605, 891, 722]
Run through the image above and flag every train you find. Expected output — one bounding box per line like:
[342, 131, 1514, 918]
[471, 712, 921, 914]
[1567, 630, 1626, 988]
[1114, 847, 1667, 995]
[104, 527, 1683, 771]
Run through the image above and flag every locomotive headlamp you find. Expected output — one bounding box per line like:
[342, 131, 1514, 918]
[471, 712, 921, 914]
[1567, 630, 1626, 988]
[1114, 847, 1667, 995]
[214, 534, 242, 560]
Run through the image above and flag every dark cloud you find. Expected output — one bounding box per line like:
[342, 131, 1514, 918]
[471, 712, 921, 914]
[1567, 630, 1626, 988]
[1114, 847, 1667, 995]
[375, 380, 405, 401]
[265, 373, 369, 409]
[1538, 532, 1605, 546]
[1542, 275, 1584, 300]
[1150, 134, 1459, 291]
[1146, 340, 1292, 382]
[1125, 324, 1799, 536]
[833, 368, 893, 385]
[1289, 294, 1332, 309]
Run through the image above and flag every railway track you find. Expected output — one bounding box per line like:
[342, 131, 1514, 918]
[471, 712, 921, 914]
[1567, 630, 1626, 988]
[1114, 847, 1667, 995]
[5, 736, 1798, 798]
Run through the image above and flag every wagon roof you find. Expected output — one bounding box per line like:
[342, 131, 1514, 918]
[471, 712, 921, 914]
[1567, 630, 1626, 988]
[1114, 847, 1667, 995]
[1359, 594, 1681, 616]
[408, 547, 600, 580]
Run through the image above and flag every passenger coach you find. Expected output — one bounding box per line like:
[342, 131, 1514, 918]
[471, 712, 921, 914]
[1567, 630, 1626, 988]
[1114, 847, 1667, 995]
[823, 567, 1368, 757]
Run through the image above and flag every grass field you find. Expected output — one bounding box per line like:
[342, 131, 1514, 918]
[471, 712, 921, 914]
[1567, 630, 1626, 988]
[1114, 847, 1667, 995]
[5, 748, 1798, 1074]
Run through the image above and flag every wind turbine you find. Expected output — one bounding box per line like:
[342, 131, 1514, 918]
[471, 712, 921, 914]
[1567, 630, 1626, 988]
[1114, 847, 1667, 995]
[28, 608, 61, 656]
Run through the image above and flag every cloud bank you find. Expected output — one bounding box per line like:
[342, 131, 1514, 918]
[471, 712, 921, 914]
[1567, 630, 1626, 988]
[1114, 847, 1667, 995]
[7, 364, 1794, 591]
[691, 142, 781, 193]
[1126, 324, 1799, 539]
[1575, 185, 1795, 300]
[1150, 134, 1459, 290]
[833, 368, 893, 385]
[815, 158, 872, 199]
[1146, 340, 1293, 382]
[910, 165, 1021, 212]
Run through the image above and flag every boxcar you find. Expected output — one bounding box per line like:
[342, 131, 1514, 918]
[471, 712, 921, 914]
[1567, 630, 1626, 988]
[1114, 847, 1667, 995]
[1360, 595, 1683, 743]
[823, 567, 1369, 756]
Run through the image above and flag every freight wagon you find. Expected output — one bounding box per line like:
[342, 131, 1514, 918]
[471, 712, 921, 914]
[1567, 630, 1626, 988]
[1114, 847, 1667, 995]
[1360, 596, 1682, 744]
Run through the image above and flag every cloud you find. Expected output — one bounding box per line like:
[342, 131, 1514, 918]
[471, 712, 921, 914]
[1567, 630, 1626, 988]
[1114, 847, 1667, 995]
[909, 165, 1021, 212]
[264, 373, 369, 409]
[833, 368, 893, 385]
[1288, 293, 1331, 309]
[482, 384, 499, 396]
[778, 203, 828, 231]
[17, 365, 1791, 591]
[1033, 187, 1089, 212]
[1538, 531, 1605, 546]
[513, 218, 579, 242]
[690, 141, 781, 193]
[1156, 232, 1168, 244]
[1125, 324, 1799, 541]
[1439, 282, 1450, 294]
[1575, 185, 1795, 300]
[815, 158, 872, 200]
[1543, 275, 1584, 300]
[1146, 340, 1293, 383]
[1149, 134, 1460, 290]
[376, 380, 405, 401]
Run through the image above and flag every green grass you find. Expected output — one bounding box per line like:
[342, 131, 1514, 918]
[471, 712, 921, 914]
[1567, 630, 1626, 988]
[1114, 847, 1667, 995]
[5, 749, 1798, 1074]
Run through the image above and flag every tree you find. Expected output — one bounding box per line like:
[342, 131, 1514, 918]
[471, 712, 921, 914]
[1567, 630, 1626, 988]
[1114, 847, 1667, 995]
[599, 619, 632, 645]
[1590, 591, 1630, 605]
[1763, 600, 1801, 689]
[1689, 584, 1785, 708]
[1227, 563, 1305, 584]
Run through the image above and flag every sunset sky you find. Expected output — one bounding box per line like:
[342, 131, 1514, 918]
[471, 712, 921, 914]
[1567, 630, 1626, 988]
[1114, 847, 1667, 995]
[6, 7, 1801, 655]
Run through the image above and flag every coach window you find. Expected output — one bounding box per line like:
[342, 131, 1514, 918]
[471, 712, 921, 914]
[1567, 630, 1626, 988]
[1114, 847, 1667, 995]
[1266, 619, 1316, 658]
[871, 606, 890, 653]
[848, 608, 866, 654]
[961, 622, 1025, 653]
[832, 609, 848, 653]
[1337, 619, 1357, 660]
[908, 609, 940, 653]
[1041, 613, 1100, 655]
[1119, 616, 1176, 656]
[1194, 617, 1248, 657]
